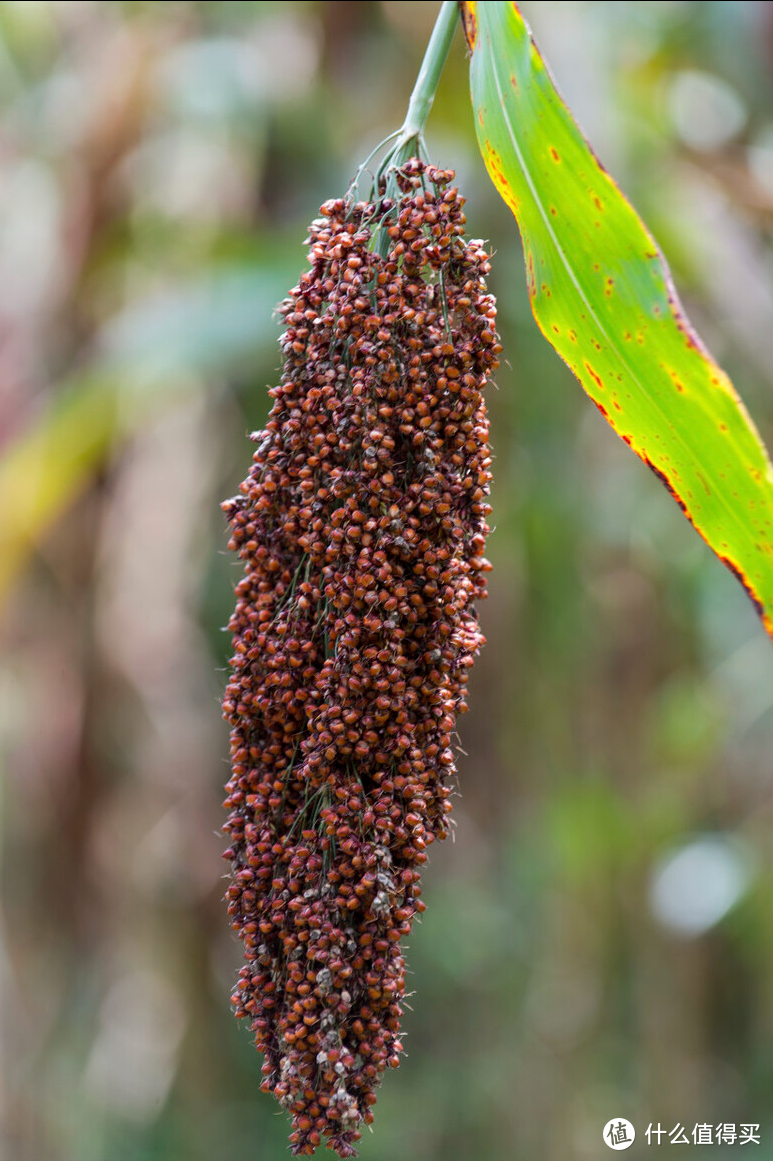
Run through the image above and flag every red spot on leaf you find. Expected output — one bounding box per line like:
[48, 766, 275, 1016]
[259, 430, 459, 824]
[584, 361, 604, 391]
[525, 251, 536, 295]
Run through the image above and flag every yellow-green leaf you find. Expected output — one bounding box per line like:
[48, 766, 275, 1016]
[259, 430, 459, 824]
[462, 0, 773, 637]
[0, 266, 290, 607]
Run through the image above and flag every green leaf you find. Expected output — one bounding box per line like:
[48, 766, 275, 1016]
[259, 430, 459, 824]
[462, 0, 773, 638]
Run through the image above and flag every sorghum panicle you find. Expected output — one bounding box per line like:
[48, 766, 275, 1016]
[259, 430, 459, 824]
[222, 160, 500, 1157]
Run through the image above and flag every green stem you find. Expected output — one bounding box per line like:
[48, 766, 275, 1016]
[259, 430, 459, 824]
[395, 0, 459, 153]
[346, 1, 458, 210]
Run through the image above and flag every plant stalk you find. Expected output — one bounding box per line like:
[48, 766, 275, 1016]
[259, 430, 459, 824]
[346, 1, 458, 213]
[394, 0, 459, 155]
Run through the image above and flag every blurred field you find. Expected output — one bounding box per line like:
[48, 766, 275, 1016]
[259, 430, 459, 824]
[2, 2, 773, 1159]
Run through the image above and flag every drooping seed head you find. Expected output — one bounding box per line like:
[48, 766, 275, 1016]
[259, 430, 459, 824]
[222, 160, 500, 1157]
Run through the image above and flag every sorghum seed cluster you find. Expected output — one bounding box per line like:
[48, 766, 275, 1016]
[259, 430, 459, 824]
[222, 160, 500, 1157]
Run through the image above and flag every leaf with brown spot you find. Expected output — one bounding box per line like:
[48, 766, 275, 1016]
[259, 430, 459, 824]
[462, 0, 773, 638]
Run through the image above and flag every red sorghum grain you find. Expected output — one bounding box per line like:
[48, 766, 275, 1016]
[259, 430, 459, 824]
[222, 160, 500, 1156]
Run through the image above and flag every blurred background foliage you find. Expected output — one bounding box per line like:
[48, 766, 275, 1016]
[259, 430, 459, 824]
[2, 2, 773, 1159]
